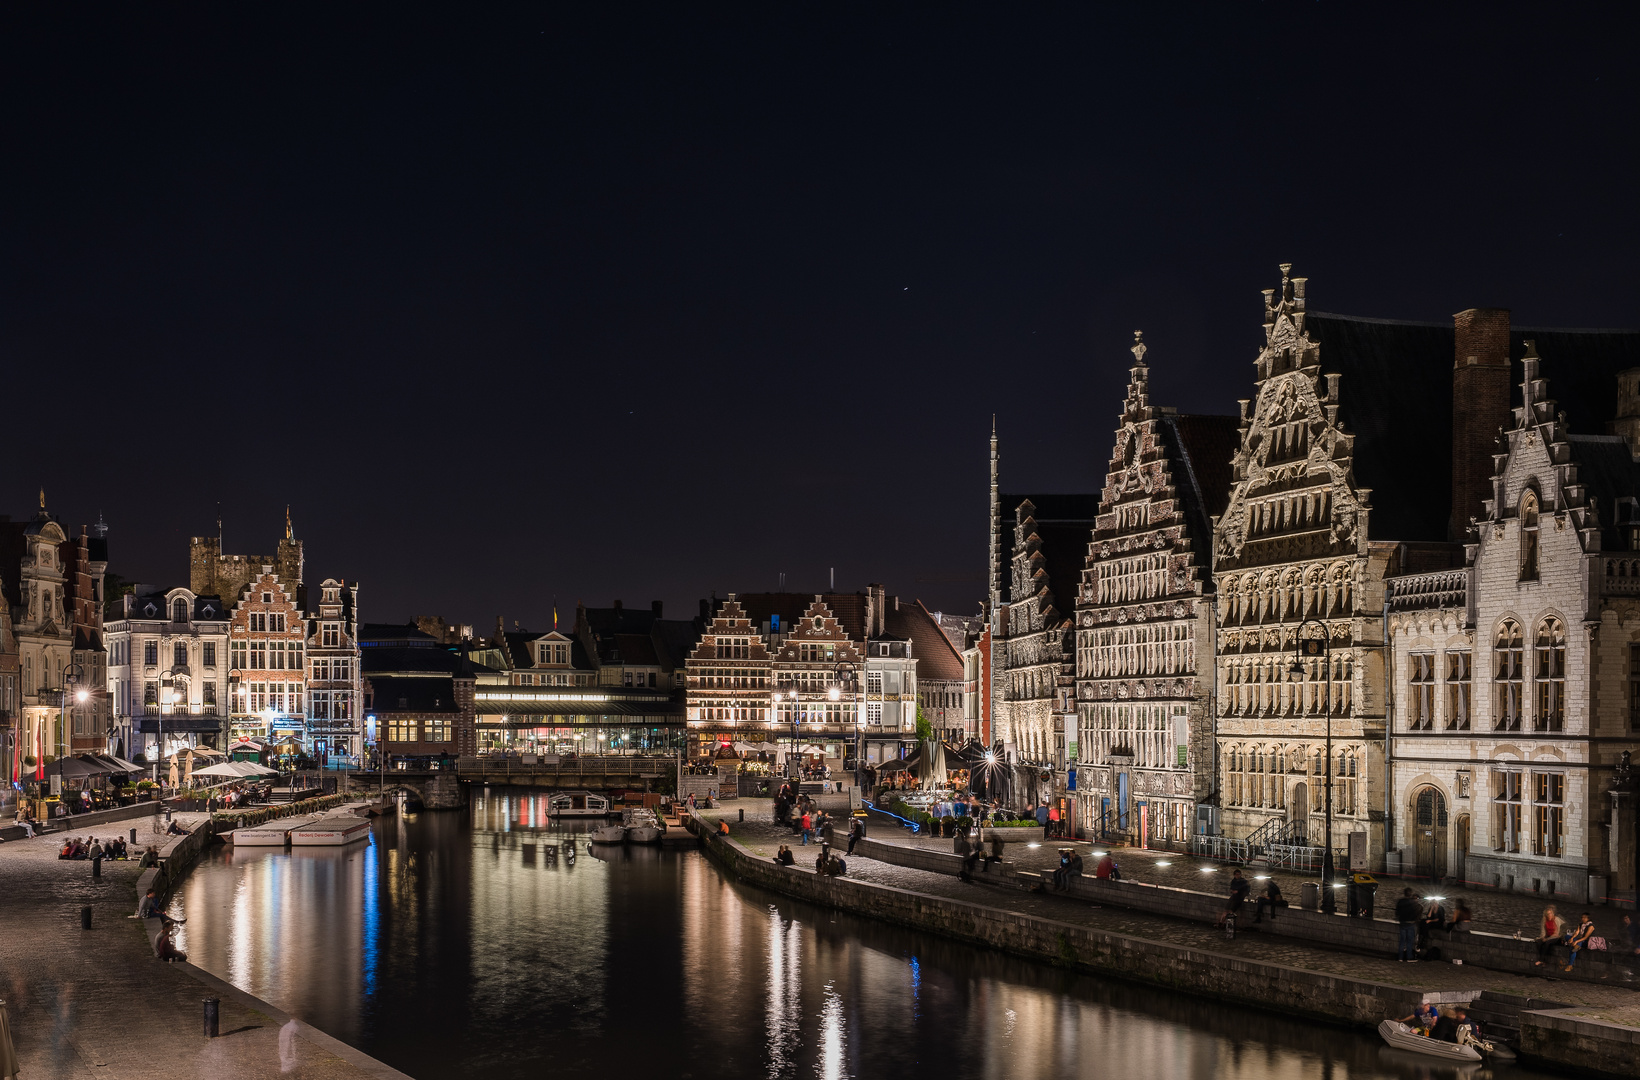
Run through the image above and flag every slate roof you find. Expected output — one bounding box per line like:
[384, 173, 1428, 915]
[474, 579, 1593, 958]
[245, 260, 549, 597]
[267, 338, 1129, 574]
[884, 600, 966, 682]
[1305, 313, 1640, 544]
[1568, 435, 1640, 548]
[366, 675, 458, 713]
[995, 493, 1099, 607]
[1029, 519, 1094, 626]
[360, 646, 466, 676]
[359, 622, 439, 647]
[1159, 413, 1240, 559]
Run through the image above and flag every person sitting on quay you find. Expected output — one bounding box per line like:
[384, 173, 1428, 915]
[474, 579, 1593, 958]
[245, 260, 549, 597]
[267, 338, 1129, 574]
[1564, 912, 1597, 973]
[1051, 849, 1084, 890]
[1253, 878, 1286, 923]
[1417, 896, 1448, 954]
[773, 845, 795, 867]
[1533, 905, 1565, 967]
[1093, 851, 1117, 880]
[138, 845, 160, 869]
[1215, 868, 1250, 929]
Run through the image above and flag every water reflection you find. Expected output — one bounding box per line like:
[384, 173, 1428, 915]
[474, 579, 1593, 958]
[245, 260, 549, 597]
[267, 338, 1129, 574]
[177, 789, 1552, 1080]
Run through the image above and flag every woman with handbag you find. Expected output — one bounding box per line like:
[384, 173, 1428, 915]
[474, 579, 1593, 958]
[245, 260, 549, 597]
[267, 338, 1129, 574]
[1564, 913, 1596, 972]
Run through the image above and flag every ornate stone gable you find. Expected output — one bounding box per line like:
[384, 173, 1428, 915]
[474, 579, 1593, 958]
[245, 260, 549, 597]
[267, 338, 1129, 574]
[1215, 265, 1368, 573]
[773, 598, 862, 666]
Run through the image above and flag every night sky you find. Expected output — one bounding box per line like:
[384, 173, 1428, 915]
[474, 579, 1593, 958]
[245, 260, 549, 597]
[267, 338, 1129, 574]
[4, 7, 1636, 629]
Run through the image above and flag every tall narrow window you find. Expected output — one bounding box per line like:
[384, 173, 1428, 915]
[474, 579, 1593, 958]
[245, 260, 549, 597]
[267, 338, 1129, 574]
[172, 598, 188, 623]
[1534, 617, 1565, 732]
[1520, 489, 1540, 581]
[1492, 768, 1523, 852]
[173, 642, 187, 668]
[1445, 651, 1471, 730]
[1629, 644, 1640, 732]
[1494, 620, 1524, 731]
[1409, 653, 1435, 730]
[1533, 771, 1564, 857]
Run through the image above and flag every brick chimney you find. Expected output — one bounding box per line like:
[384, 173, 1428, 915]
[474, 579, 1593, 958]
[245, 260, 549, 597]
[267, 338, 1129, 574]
[1450, 308, 1512, 540]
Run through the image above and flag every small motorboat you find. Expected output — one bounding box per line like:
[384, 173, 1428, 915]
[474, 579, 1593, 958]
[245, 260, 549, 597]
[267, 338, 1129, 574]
[548, 791, 612, 818]
[623, 807, 662, 844]
[590, 821, 626, 844]
[1376, 1020, 1484, 1062]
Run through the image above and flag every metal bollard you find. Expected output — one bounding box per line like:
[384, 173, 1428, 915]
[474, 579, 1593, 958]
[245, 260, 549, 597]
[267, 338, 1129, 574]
[738, 808, 745, 822]
[92, 855, 102, 880]
[80, 905, 92, 930]
[130, 828, 138, 844]
[203, 997, 219, 1038]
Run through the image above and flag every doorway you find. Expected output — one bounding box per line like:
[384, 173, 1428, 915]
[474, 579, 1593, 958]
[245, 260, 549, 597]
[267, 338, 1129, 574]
[1137, 802, 1149, 849]
[1454, 814, 1470, 884]
[1290, 782, 1308, 830]
[1413, 786, 1449, 880]
[1117, 772, 1130, 831]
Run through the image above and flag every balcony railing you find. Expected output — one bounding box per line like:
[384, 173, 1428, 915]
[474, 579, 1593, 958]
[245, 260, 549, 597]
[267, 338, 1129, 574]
[1386, 568, 1468, 612]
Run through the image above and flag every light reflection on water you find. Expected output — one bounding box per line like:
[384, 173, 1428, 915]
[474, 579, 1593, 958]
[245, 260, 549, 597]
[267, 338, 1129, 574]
[176, 790, 1553, 1080]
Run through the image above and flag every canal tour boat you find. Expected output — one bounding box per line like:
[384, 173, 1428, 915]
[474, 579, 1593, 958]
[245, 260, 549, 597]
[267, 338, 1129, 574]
[290, 809, 373, 846]
[227, 813, 327, 847]
[548, 790, 611, 818]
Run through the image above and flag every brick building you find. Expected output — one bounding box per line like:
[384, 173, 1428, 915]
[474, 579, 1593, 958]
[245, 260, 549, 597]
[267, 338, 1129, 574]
[359, 623, 484, 759]
[1076, 333, 1236, 848]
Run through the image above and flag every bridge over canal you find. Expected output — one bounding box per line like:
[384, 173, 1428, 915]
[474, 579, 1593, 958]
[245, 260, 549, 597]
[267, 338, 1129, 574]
[346, 755, 676, 809]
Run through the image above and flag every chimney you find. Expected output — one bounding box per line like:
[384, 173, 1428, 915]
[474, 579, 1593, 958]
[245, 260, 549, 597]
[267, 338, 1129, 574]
[652, 600, 663, 617]
[613, 599, 623, 611]
[699, 598, 710, 621]
[1450, 308, 1512, 540]
[1609, 368, 1640, 459]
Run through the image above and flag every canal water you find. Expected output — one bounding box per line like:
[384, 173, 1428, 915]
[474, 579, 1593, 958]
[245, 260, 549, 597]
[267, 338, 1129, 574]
[177, 790, 1552, 1080]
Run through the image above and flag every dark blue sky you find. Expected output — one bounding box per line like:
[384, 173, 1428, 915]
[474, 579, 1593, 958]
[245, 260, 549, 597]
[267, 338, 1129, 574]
[4, 6, 1636, 627]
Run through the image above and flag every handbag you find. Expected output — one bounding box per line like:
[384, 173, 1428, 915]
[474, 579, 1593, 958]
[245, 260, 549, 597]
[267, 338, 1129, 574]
[1589, 936, 1609, 951]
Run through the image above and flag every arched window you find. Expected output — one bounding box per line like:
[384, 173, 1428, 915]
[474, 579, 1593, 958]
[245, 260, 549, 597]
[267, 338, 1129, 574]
[172, 598, 188, 624]
[1535, 617, 1566, 732]
[1494, 619, 1524, 731]
[1520, 489, 1540, 581]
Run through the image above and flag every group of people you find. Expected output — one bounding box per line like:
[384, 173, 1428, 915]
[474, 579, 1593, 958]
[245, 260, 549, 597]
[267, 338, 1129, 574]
[772, 841, 847, 876]
[774, 783, 848, 848]
[1397, 1003, 1486, 1048]
[1533, 906, 1605, 972]
[57, 836, 137, 861]
[1391, 889, 1474, 961]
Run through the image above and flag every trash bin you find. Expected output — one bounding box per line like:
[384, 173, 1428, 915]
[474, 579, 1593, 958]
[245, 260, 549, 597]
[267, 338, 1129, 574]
[1351, 873, 1378, 920]
[1301, 881, 1320, 911]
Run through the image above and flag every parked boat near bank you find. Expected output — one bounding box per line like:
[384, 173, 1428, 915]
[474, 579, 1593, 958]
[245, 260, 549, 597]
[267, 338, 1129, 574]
[549, 791, 611, 818]
[290, 807, 373, 846]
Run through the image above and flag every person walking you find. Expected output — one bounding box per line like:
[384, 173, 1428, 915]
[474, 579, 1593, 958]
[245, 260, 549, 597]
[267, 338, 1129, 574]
[1533, 905, 1565, 967]
[1394, 888, 1422, 962]
[800, 810, 812, 846]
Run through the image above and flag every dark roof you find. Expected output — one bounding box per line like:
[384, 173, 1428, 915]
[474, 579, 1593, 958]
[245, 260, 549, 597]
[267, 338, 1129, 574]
[609, 633, 659, 666]
[995, 493, 1098, 607]
[884, 600, 966, 682]
[1305, 312, 1456, 542]
[1568, 435, 1640, 548]
[359, 622, 438, 647]
[1159, 413, 1240, 551]
[1514, 327, 1640, 437]
[651, 619, 705, 669]
[360, 647, 469, 676]
[579, 604, 661, 637]
[1030, 521, 1093, 624]
[1306, 313, 1640, 544]
[366, 675, 458, 713]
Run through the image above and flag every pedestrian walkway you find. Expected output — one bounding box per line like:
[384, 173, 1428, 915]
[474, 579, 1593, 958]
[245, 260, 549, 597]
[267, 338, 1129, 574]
[0, 817, 409, 1079]
[703, 804, 1640, 1030]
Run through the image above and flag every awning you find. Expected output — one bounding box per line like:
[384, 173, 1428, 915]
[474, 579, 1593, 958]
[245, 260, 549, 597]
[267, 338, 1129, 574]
[138, 716, 224, 734]
[90, 755, 143, 774]
[45, 757, 111, 779]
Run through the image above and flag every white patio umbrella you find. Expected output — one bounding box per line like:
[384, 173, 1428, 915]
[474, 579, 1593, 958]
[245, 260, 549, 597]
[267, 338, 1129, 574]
[190, 762, 243, 779]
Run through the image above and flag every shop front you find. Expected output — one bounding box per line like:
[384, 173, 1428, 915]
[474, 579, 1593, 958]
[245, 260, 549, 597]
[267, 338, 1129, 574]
[307, 719, 360, 767]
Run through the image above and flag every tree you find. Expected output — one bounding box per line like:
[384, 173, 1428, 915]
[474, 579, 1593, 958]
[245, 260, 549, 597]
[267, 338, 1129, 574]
[915, 706, 933, 743]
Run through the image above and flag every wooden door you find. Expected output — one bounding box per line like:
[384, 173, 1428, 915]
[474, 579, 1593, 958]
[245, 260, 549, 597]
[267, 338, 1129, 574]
[1413, 787, 1449, 880]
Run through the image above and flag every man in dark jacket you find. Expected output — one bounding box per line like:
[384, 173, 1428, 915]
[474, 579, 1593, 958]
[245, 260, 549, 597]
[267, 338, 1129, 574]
[1394, 888, 1422, 962]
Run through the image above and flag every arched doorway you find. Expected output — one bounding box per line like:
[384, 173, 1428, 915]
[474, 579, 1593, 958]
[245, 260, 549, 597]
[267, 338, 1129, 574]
[1413, 786, 1449, 880]
[1290, 782, 1308, 829]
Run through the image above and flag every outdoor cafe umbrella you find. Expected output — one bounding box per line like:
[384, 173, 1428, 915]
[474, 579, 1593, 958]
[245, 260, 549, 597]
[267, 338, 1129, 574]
[44, 756, 110, 781]
[0, 997, 19, 1080]
[190, 762, 243, 779]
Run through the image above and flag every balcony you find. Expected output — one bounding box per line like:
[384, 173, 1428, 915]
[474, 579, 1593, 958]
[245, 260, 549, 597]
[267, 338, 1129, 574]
[1386, 569, 1468, 613]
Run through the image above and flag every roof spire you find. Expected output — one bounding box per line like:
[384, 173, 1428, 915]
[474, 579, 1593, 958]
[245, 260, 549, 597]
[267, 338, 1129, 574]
[285, 504, 292, 540]
[1131, 330, 1147, 366]
[38, 486, 45, 511]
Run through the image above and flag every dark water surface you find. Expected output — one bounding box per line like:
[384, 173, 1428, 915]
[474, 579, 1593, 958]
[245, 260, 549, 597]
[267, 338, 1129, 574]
[177, 789, 1552, 1080]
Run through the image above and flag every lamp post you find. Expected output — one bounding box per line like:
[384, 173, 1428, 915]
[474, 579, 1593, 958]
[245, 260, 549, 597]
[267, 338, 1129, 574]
[781, 680, 800, 779]
[1289, 620, 1337, 915]
[830, 661, 857, 799]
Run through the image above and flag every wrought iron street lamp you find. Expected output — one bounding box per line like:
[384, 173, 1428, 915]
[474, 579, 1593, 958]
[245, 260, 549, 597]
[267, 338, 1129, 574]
[1289, 621, 1337, 915]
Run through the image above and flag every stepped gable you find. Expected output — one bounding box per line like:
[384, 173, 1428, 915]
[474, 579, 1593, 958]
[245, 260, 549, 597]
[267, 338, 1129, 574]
[1012, 499, 1089, 627]
[996, 493, 1098, 612]
[1509, 326, 1640, 435]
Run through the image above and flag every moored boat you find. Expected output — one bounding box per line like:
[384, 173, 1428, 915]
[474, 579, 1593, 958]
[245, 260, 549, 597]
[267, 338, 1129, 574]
[227, 813, 326, 847]
[549, 790, 612, 818]
[290, 811, 373, 846]
[623, 807, 661, 844]
[590, 821, 626, 844]
[1376, 1020, 1483, 1063]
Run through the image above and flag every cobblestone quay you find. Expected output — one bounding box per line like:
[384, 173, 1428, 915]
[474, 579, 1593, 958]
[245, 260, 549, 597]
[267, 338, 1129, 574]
[0, 813, 411, 1080]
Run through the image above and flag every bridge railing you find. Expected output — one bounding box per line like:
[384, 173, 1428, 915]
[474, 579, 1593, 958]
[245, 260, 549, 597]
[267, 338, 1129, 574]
[454, 755, 675, 779]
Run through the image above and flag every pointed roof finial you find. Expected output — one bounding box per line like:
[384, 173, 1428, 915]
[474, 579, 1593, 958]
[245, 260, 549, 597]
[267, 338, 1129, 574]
[38, 487, 45, 510]
[1131, 331, 1147, 366]
[285, 504, 292, 540]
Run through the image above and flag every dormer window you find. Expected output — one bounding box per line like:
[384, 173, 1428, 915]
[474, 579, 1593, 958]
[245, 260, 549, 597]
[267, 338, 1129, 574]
[173, 598, 189, 624]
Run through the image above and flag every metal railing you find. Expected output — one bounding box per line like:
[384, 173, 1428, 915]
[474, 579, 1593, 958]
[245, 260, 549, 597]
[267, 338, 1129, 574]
[455, 755, 674, 779]
[1190, 834, 1251, 863]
